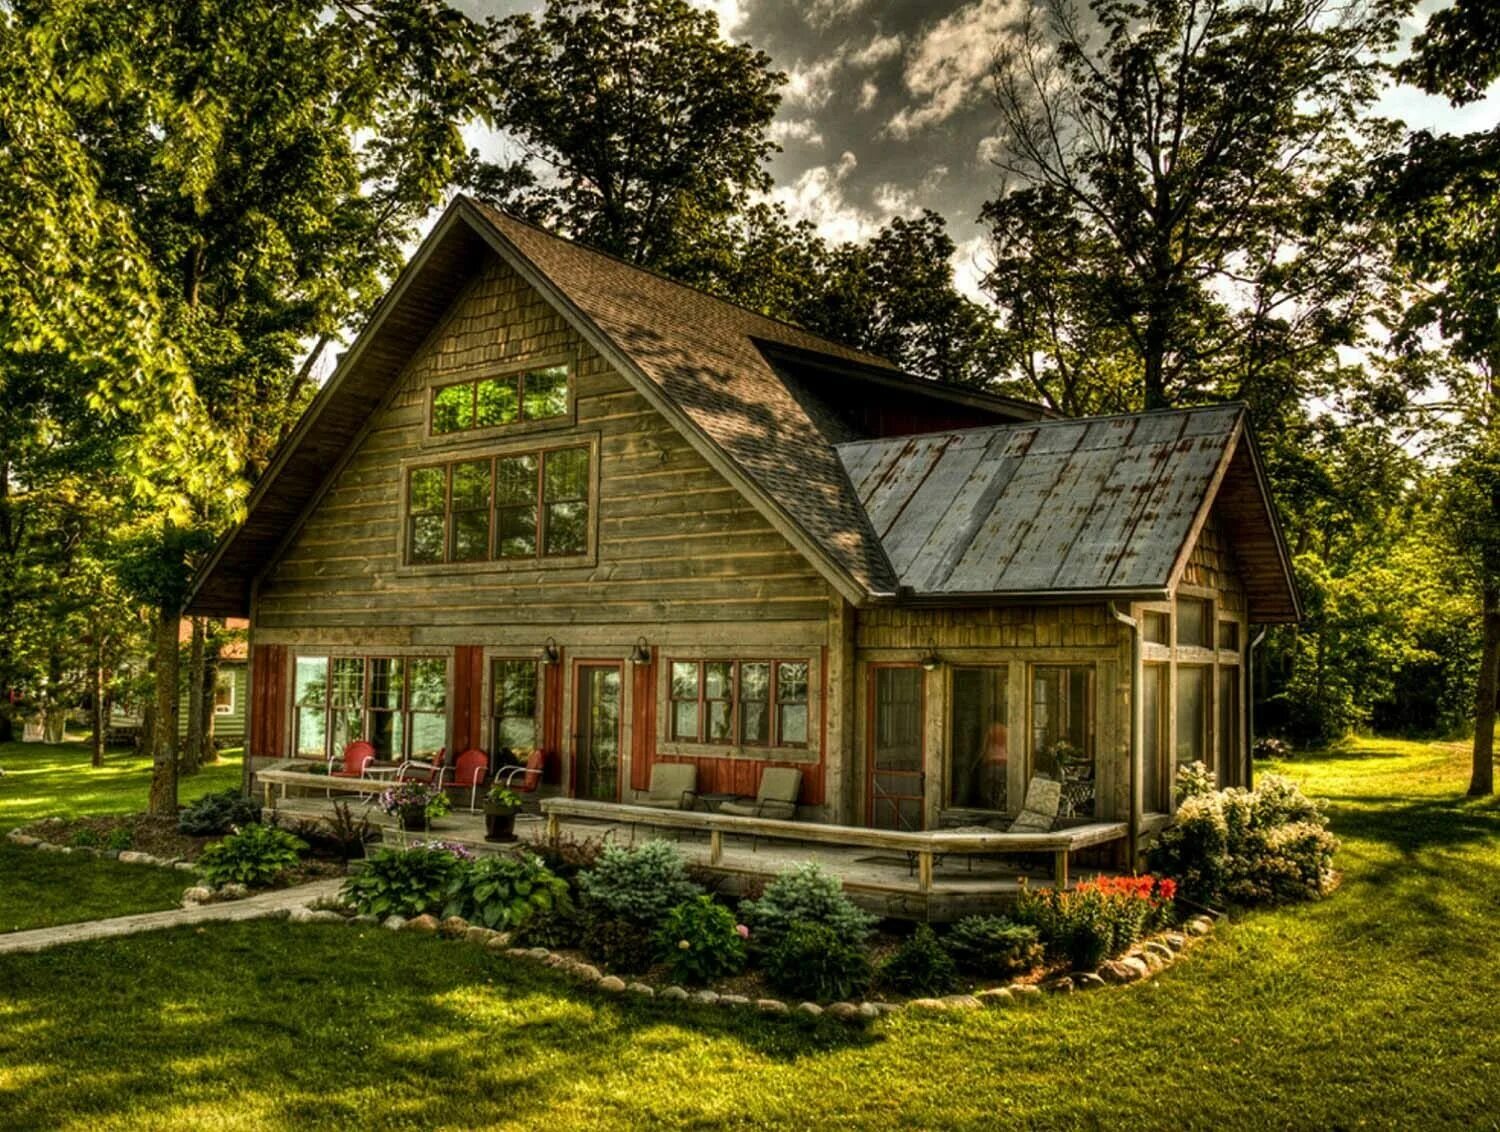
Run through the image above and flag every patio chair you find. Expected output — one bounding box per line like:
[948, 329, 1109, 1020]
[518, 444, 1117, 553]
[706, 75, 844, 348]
[328, 740, 376, 779]
[495, 748, 547, 797]
[452, 748, 490, 813]
[637, 763, 698, 811]
[396, 747, 449, 788]
[719, 768, 801, 820]
[1003, 775, 1063, 834]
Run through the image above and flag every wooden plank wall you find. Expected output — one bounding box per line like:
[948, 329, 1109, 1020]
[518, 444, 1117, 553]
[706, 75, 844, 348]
[451, 646, 485, 752]
[248, 644, 287, 760]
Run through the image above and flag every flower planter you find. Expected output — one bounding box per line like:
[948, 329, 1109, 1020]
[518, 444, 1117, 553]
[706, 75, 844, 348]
[484, 807, 520, 842]
[398, 805, 429, 833]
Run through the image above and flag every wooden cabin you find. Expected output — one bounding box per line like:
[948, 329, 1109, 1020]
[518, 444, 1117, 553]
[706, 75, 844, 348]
[186, 197, 1299, 865]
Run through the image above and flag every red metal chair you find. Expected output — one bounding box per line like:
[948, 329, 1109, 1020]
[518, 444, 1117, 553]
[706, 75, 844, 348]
[495, 748, 547, 795]
[329, 740, 376, 779]
[396, 747, 449, 788]
[453, 748, 489, 813]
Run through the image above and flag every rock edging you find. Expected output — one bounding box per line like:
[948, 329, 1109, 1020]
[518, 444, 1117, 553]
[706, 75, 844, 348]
[7, 827, 197, 873]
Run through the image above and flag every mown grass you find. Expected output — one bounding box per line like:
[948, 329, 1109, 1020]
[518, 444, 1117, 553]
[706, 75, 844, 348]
[0, 740, 243, 932]
[0, 736, 1497, 1130]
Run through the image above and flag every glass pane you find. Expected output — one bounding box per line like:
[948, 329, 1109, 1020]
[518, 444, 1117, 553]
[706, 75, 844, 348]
[368, 658, 403, 711]
[329, 708, 363, 753]
[1218, 620, 1240, 651]
[949, 666, 1009, 811]
[776, 662, 808, 704]
[409, 515, 445, 564]
[409, 466, 446, 513]
[451, 460, 490, 509]
[1176, 666, 1208, 769]
[432, 383, 473, 433]
[707, 701, 732, 742]
[1143, 665, 1167, 810]
[495, 715, 536, 751]
[544, 501, 588, 556]
[476, 375, 519, 427]
[543, 447, 588, 501]
[294, 656, 328, 707]
[409, 711, 446, 758]
[1176, 598, 1211, 648]
[778, 703, 807, 746]
[369, 711, 402, 761]
[523, 364, 569, 420]
[496, 505, 537, 557]
[408, 658, 447, 711]
[492, 660, 538, 716]
[673, 702, 699, 742]
[1143, 611, 1169, 645]
[296, 706, 326, 757]
[331, 659, 364, 708]
[580, 666, 620, 801]
[670, 662, 699, 700]
[704, 662, 733, 700]
[452, 508, 490, 562]
[495, 455, 539, 504]
[1219, 666, 1240, 782]
[740, 663, 770, 745]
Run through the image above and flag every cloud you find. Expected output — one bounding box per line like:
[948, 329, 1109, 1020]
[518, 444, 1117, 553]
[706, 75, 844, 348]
[765, 151, 885, 244]
[950, 234, 991, 303]
[784, 55, 842, 110]
[690, 0, 749, 37]
[804, 0, 870, 31]
[885, 0, 1025, 139]
[858, 79, 880, 111]
[769, 117, 825, 147]
[976, 132, 1005, 166]
[849, 32, 902, 68]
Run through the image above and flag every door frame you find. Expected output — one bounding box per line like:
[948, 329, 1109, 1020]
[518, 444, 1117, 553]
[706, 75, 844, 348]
[571, 659, 624, 802]
[865, 662, 926, 831]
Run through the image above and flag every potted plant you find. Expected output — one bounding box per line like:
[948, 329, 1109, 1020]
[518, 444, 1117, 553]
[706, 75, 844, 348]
[379, 781, 451, 833]
[483, 785, 523, 843]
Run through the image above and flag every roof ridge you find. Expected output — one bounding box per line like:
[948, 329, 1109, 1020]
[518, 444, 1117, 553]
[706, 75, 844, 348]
[462, 195, 899, 371]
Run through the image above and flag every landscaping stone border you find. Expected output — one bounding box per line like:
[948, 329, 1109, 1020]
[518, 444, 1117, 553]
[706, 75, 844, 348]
[7, 826, 198, 874]
[285, 903, 1219, 1024]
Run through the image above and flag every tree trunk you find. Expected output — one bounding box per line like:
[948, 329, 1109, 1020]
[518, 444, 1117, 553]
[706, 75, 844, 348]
[1470, 581, 1499, 796]
[202, 638, 222, 764]
[91, 634, 106, 768]
[147, 603, 180, 815]
[182, 617, 206, 776]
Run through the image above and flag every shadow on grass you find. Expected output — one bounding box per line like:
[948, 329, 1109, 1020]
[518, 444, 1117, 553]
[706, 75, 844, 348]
[0, 922, 877, 1131]
[1323, 793, 1500, 857]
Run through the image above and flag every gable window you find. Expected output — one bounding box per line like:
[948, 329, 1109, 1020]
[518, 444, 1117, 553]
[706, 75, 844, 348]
[669, 659, 809, 748]
[492, 659, 539, 753]
[1176, 597, 1212, 648]
[293, 654, 447, 761]
[1176, 665, 1210, 772]
[1031, 664, 1094, 816]
[404, 444, 591, 565]
[430, 363, 570, 436]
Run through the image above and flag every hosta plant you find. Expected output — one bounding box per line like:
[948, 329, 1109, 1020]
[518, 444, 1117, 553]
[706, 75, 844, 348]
[342, 845, 464, 919]
[442, 853, 571, 931]
[197, 824, 306, 889]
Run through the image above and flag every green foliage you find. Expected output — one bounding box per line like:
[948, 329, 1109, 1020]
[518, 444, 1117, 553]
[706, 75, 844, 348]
[942, 917, 1044, 979]
[739, 863, 876, 953]
[880, 925, 959, 997]
[1014, 877, 1176, 972]
[341, 846, 463, 919]
[655, 897, 747, 986]
[511, 903, 585, 950]
[104, 828, 133, 852]
[69, 829, 101, 849]
[442, 853, 571, 932]
[763, 922, 872, 1003]
[1149, 776, 1338, 906]
[1175, 761, 1216, 803]
[197, 823, 304, 889]
[576, 840, 701, 929]
[177, 789, 261, 837]
[581, 916, 658, 974]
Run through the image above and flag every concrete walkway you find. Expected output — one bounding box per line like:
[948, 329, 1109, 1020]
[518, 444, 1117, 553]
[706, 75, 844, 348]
[0, 878, 345, 955]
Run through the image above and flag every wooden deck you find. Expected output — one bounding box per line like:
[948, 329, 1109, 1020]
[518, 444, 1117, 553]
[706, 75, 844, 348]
[261, 768, 1129, 920]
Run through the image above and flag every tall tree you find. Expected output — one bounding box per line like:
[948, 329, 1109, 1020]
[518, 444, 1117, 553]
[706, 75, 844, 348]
[982, 0, 1402, 412]
[472, 0, 782, 273]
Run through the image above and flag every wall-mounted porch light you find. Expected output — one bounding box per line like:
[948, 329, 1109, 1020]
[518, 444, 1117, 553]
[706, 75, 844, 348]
[541, 636, 560, 665]
[629, 636, 652, 665]
[919, 639, 942, 671]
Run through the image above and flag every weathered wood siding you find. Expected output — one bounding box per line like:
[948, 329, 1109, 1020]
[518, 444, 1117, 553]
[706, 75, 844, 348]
[248, 644, 288, 761]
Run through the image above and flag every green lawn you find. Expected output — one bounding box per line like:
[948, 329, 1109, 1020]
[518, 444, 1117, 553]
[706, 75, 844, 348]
[1, 737, 1497, 1130]
[0, 740, 243, 932]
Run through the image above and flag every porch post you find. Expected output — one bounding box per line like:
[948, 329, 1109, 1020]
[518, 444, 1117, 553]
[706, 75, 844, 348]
[1109, 603, 1142, 869]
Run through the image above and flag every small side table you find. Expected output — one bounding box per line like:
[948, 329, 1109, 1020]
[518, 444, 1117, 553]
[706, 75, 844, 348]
[695, 792, 739, 813]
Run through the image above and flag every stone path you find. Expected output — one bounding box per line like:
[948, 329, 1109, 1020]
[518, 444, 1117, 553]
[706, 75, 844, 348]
[0, 878, 345, 955]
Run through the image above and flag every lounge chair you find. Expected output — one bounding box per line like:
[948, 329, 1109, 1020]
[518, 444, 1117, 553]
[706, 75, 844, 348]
[328, 740, 376, 779]
[719, 768, 802, 820]
[1003, 775, 1062, 833]
[452, 748, 489, 812]
[637, 763, 698, 810]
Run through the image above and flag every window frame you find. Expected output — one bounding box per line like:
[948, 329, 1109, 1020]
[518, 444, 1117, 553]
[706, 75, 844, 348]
[288, 651, 450, 762]
[426, 355, 575, 441]
[213, 670, 236, 716]
[662, 657, 813, 753]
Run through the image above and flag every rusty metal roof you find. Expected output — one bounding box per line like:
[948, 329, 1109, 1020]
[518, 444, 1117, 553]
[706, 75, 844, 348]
[836, 405, 1298, 619]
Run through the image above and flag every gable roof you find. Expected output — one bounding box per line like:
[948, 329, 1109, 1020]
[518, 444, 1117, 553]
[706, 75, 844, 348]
[836, 405, 1301, 621]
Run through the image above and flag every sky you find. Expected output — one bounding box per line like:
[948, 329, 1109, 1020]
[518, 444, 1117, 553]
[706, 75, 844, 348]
[454, 0, 1499, 302]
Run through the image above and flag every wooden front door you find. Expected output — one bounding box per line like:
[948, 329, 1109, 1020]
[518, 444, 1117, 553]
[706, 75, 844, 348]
[868, 665, 925, 831]
[574, 663, 622, 802]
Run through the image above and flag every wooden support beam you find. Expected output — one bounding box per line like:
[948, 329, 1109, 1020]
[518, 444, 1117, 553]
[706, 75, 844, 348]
[1054, 849, 1069, 889]
[709, 829, 723, 865]
[917, 849, 934, 892]
[546, 812, 560, 848]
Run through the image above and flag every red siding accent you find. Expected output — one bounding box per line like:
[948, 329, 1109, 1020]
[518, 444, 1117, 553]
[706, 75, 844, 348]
[542, 655, 563, 784]
[630, 658, 657, 792]
[451, 646, 485, 752]
[249, 644, 287, 760]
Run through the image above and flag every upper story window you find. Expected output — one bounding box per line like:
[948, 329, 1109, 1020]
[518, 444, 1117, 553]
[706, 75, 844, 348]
[430, 362, 570, 436]
[1176, 597, 1213, 648]
[405, 443, 592, 566]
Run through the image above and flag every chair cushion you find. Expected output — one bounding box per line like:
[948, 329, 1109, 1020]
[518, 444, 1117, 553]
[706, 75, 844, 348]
[648, 763, 697, 801]
[757, 767, 802, 803]
[1007, 809, 1054, 834]
[717, 800, 759, 817]
[1018, 776, 1062, 818]
[755, 800, 796, 821]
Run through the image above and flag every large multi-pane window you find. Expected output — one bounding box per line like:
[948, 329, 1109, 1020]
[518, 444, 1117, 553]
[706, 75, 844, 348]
[1032, 665, 1094, 816]
[1142, 663, 1170, 811]
[293, 655, 447, 761]
[669, 659, 809, 748]
[1176, 665, 1210, 772]
[949, 666, 1009, 811]
[491, 659, 539, 753]
[430, 363, 569, 435]
[404, 445, 591, 565]
[1176, 598, 1212, 648]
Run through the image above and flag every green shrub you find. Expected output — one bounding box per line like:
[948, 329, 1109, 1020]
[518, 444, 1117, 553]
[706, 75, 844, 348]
[942, 916, 1043, 978]
[656, 896, 747, 985]
[442, 853, 571, 932]
[1175, 761, 1216, 802]
[1148, 774, 1337, 907]
[739, 863, 876, 952]
[763, 922, 872, 1003]
[577, 840, 701, 929]
[197, 824, 305, 889]
[105, 828, 133, 852]
[179, 789, 262, 836]
[582, 915, 658, 974]
[69, 828, 101, 848]
[342, 846, 463, 918]
[1014, 876, 1176, 970]
[511, 903, 585, 950]
[880, 924, 958, 996]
